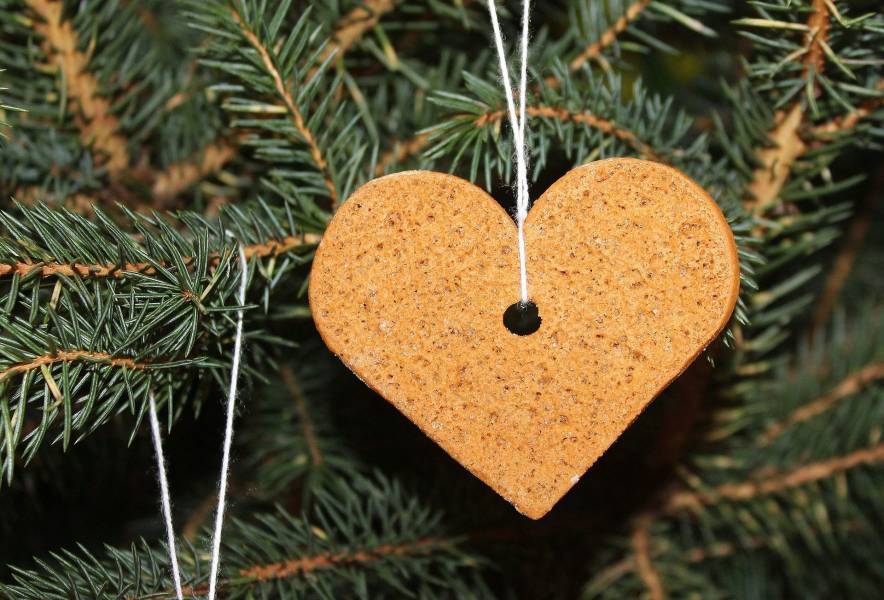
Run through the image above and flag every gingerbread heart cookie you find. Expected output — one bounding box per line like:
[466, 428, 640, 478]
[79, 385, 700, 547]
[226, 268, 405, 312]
[310, 158, 740, 518]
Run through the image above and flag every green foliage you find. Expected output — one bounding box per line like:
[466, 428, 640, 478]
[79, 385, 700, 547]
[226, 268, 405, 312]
[585, 307, 884, 598]
[1, 473, 489, 599]
[0, 0, 882, 597]
[0, 200, 315, 483]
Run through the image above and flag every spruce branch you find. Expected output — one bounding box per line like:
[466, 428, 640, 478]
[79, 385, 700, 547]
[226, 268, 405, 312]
[809, 165, 882, 334]
[314, 0, 399, 75]
[0, 475, 488, 599]
[375, 132, 431, 176]
[810, 80, 884, 139]
[741, 0, 882, 215]
[25, 0, 130, 175]
[150, 140, 238, 208]
[228, 5, 339, 207]
[630, 516, 665, 600]
[425, 69, 698, 184]
[663, 442, 884, 513]
[567, 0, 652, 73]
[0, 231, 321, 280]
[758, 361, 884, 445]
[0, 200, 321, 482]
[239, 355, 361, 500]
[281, 365, 323, 468]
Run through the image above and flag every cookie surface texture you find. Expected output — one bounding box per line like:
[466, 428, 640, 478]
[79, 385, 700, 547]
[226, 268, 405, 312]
[309, 158, 740, 518]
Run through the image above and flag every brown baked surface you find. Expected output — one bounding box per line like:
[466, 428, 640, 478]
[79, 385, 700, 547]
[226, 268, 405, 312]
[309, 158, 740, 518]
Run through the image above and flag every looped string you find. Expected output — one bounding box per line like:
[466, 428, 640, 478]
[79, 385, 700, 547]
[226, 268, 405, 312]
[486, 0, 532, 303]
[147, 240, 249, 599]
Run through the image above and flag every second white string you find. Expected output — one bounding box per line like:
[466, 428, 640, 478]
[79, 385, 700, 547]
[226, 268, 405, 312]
[486, 0, 531, 303]
[207, 242, 249, 600]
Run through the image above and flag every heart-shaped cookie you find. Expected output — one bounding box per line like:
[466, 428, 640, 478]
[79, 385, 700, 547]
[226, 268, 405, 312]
[310, 158, 740, 518]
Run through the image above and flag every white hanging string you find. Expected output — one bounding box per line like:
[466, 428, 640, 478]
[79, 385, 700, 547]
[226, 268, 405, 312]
[147, 392, 184, 600]
[207, 242, 249, 600]
[147, 241, 248, 599]
[486, 0, 532, 303]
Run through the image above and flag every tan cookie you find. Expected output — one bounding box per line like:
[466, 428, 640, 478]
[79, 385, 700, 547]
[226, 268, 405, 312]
[310, 158, 740, 518]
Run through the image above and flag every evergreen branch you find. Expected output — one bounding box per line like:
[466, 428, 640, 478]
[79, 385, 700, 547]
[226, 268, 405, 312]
[315, 0, 399, 73]
[0, 475, 488, 599]
[744, 103, 805, 214]
[0, 350, 147, 383]
[664, 442, 884, 513]
[568, 0, 651, 73]
[25, 0, 130, 175]
[743, 0, 831, 213]
[811, 81, 884, 138]
[809, 165, 882, 334]
[630, 517, 665, 600]
[239, 354, 361, 499]
[758, 361, 884, 445]
[281, 365, 323, 467]
[474, 105, 661, 161]
[0, 232, 322, 280]
[229, 5, 339, 207]
[150, 140, 237, 206]
[238, 538, 438, 582]
[375, 132, 430, 176]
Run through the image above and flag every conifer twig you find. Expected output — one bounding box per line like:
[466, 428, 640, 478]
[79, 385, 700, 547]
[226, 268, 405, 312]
[281, 366, 323, 467]
[139, 538, 444, 599]
[811, 83, 884, 139]
[0, 350, 148, 383]
[26, 0, 130, 175]
[663, 442, 884, 513]
[239, 539, 436, 581]
[230, 7, 339, 208]
[375, 133, 430, 175]
[758, 362, 884, 445]
[569, 0, 652, 73]
[151, 141, 237, 206]
[809, 163, 883, 334]
[475, 105, 661, 161]
[0, 233, 322, 280]
[315, 0, 399, 73]
[631, 516, 665, 600]
[744, 0, 831, 214]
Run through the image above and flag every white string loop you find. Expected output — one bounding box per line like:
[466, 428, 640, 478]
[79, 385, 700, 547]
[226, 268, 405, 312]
[486, 0, 532, 303]
[208, 241, 249, 600]
[147, 392, 184, 600]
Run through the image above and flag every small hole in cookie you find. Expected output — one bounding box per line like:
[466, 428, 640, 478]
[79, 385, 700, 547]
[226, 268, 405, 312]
[503, 300, 541, 336]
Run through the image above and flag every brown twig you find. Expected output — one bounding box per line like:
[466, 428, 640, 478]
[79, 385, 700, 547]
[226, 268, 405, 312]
[0, 350, 148, 383]
[315, 0, 398, 72]
[181, 491, 218, 542]
[0, 232, 322, 280]
[811, 82, 884, 140]
[281, 366, 323, 467]
[569, 0, 652, 73]
[230, 7, 339, 208]
[475, 105, 661, 161]
[631, 516, 666, 600]
[809, 163, 884, 334]
[151, 141, 237, 206]
[663, 442, 884, 514]
[241, 538, 436, 581]
[759, 362, 884, 445]
[26, 0, 130, 175]
[375, 133, 430, 175]
[136, 538, 443, 599]
[744, 0, 831, 214]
